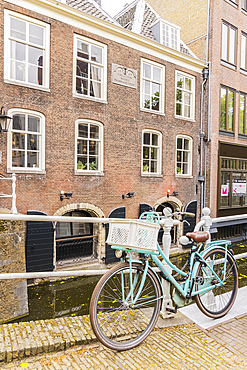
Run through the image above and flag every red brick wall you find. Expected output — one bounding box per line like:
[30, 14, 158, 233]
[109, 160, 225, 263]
[0, 1, 202, 219]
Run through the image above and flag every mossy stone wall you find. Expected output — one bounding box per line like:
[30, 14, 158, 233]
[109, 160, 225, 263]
[0, 218, 28, 323]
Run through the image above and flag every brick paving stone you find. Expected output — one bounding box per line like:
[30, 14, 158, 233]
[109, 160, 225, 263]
[1, 315, 247, 369]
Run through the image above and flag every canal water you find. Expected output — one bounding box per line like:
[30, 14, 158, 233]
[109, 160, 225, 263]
[11, 242, 247, 323]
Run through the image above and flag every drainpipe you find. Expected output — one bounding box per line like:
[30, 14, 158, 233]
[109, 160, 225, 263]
[204, 0, 211, 208]
[198, 68, 209, 217]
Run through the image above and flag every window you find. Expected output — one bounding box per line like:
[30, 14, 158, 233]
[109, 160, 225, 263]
[74, 35, 107, 101]
[142, 130, 162, 175]
[150, 20, 180, 51]
[241, 33, 247, 70]
[221, 22, 237, 65]
[75, 120, 103, 173]
[242, 0, 247, 10]
[141, 60, 165, 113]
[220, 157, 247, 208]
[7, 109, 45, 172]
[175, 71, 195, 120]
[220, 86, 234, 132]
[239, 93, 247, 134]
[4, 10, 50, 89]
[176, 135, 192, 176]
[162, 23, 179, 50]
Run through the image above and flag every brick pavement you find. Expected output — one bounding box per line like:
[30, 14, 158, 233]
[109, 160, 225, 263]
[1, 314, 247, 369]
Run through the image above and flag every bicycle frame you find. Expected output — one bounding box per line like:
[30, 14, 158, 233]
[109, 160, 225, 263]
[112, 238, 232, 307]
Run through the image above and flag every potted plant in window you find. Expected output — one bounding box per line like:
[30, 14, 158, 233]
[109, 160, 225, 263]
[77, 160, 86, 170]
[143, 164, 149, 172]
[89, 162, 97, 170]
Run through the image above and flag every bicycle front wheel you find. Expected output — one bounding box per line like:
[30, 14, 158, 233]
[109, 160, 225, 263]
[195, 248, 238, 319]
[89, 262, 162, 350]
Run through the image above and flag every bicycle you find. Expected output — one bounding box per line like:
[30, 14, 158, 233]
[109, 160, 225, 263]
[89, 208, 238, 351]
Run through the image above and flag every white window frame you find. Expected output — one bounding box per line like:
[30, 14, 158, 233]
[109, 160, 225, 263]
[73, 34, 107, 103]
[7, 108, 46, 173]
[75, 119, 104, 175]
[241, 32, 247, 70]
[4, 10, 50, 90]
[221, 21, 237, 66]
[175, 71, 195, 121]
[142, 129, 162, 176]
[140, 59, 165, 115]
[162, 22, 180, 51]
[175, 135, 193, 177]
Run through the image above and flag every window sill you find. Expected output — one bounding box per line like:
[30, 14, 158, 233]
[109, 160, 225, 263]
[224, 0, 238, 8]
[175, 115, 195, 123]
[240, 68, 247, 76]
[175, 175, 193, 179]
[4, 79, 50, 92]
[140, 108, 165, 116]
[74, 170, 104, 176]
[141, 173, 163, 178]
[220, 60, 236, 71]
[242, 7, 247, 14]
[219, 130, 235, 137]
[7, 169, 46, 174]
[238, 133, 247, 139]
[73, 93, 107, 104]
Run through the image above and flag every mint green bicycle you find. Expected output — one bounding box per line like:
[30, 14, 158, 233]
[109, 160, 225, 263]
[89, 211, 238, 351]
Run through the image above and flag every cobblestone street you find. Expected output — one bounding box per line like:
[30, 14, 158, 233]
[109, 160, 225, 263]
[1, 314, 247, 370]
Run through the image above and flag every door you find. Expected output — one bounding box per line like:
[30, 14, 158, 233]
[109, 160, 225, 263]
[105, 207, 125, 264]
[183, 200, 197, 235]
[25, 210, 54, 272]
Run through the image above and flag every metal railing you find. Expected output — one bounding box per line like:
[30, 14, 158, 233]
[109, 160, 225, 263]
[0, 211, 247, 280]
[0, 173, 17, 214]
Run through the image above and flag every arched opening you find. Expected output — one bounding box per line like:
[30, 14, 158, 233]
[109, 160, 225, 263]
[56, 210, 94, 263]
[54, 203, 105, 267]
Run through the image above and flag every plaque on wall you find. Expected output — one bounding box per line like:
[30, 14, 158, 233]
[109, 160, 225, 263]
[112, 64, 137, 89]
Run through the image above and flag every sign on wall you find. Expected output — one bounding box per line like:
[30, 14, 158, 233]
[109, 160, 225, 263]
[232, 179, 246, 197]
[112, 64, 137, 89]
[221, 184, 229, 197]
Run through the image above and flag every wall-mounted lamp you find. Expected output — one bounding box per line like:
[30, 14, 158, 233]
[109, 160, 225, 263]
[122, 192, 135, 199]
[0, 107, 12, 133]
[60, 191, 73, 201]
[172, 191, 178, 196]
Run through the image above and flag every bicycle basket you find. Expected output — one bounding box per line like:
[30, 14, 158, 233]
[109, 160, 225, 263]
[106, 219, 160, 251]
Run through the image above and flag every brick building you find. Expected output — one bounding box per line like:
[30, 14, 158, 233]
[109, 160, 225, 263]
[0, 0, 206, 268]
[147, 0, 247, 229]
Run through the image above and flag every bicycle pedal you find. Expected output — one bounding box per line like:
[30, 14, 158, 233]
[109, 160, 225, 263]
[166, 306, 177, 314]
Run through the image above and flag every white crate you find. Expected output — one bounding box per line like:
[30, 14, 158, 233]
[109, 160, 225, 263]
[106, 219, 160, 251]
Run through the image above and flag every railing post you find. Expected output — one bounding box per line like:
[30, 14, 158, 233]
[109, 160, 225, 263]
[11, 173, 17, 214]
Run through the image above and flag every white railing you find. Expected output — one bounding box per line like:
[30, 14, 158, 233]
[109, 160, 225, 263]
[0, 211, 246, 280]
[0, 173, 17, 214]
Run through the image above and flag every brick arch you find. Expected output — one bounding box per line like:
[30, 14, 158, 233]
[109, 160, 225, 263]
[53, 202, 105, 218]
[154, 196, 183, 212]
[54, 203, 106, 265]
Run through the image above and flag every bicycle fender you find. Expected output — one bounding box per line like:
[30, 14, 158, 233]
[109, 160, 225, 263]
[191, 245, 237, 279]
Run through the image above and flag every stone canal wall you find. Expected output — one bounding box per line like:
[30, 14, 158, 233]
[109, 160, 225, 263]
[0, 211, 28, 323]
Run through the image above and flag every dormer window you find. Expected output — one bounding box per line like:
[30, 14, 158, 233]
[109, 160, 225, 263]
[151, 19, 180, 52]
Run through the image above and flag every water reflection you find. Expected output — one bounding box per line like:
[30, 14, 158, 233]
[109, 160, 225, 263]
[11, 243, 247, 323]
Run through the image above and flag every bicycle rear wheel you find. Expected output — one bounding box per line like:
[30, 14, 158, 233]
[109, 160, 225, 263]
[89, 262, 162, 350]
[195, 248, 238, 319]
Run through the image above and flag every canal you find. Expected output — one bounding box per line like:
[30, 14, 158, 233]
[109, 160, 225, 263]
[11, 242, 247, 323]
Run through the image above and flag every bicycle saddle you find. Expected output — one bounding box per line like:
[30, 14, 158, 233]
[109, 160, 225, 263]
[186, 231, 209, 242]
